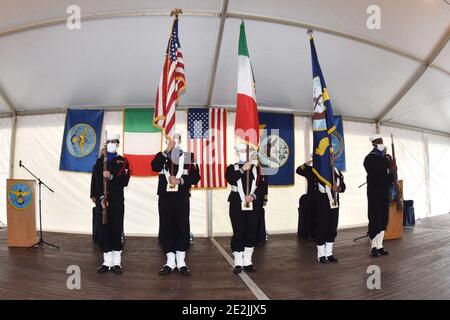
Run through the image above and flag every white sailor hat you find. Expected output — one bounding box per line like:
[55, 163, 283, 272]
[106, 132, 120, 142]
[369, 134, 382, 142]
[235, 143, 247, 152]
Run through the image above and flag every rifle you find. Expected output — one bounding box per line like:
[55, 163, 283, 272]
[102, 131, 108, 224]
[391, 134, 403, 211]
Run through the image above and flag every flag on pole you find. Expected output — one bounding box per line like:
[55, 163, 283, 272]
[124, 108, 161, 176]
[59, 109, 104, 173]
[235, 20, 259, 148]
[154, 16, 186, 138]
[309, 31, 336, 190]
[331, 115, 346, 171]
[187, 108, 227, 188]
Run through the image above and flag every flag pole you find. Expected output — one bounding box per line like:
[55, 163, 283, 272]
[246, 143, 250, 197]
[170, 8, 183, 17]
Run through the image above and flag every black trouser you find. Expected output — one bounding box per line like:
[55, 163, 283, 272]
[298, 194, 316, 239]
[256, 207, 266, 244]
[92, 204, 103, 243]
[99, 201, 124, 253]
[367, 188, 389, 239]
[314, 192, 339, 246]
[229, 201, 261, 252]
[158, 196, 190, 253]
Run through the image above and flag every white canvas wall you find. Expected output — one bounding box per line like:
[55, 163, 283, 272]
[4, 111, 450, 236]
[0, 117, 12, 225]
[427, 133, 450, 217]
[379, 126, 428, 219]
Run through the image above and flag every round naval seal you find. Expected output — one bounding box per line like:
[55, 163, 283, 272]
[66, 123, 96, 157]
[8, 183, 33, 210]
[258, 135, 289, 169]
[331, 130, 344, 159]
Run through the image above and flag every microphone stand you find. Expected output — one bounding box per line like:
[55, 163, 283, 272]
[19, 161, 59, 249]
[354, 180, 368, 241]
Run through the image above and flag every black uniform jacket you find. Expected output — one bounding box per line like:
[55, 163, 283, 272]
[91, 154, 130, 203]
[363, 150, 394, 191]
[151, 150, 200, 197]
[225, 163, 268, 208]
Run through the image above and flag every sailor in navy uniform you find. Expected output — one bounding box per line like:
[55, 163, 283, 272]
[91, 132, 130, 274]
[225, 144, 267, 274]
[151, 132, 200, 276]
[364, 134, 396, 257]
[313, 156, 346, 263]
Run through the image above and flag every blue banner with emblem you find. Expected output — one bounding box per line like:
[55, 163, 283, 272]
[331, 115, 346, 171]
[59, 109, 104, 172]
[310, 34, 336, 189]
[258, 112, 294, 186]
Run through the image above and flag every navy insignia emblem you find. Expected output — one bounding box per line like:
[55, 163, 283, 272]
[66, 123, 96, 157]
[259, 135, 289, 169]
[8, 183, 33, 210]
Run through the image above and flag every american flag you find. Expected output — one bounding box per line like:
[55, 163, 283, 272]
[154, 17, 185, 137]
[187, 108, 227, 188]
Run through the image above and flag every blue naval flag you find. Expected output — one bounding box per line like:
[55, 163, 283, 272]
[59, 109, 104, 173]
[258, 112, 295, 186]
[309, 33, 336, 189]
[331, 115, 346, 172]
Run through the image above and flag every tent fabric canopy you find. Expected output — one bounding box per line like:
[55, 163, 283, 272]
[0, 0, 449, 133]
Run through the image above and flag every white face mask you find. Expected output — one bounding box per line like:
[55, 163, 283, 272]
[376, 144, 385, 152]
[238, 152, 247, 163]
[107, 143, 117, 153]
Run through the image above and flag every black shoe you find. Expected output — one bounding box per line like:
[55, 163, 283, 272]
[233, 266, 243, 274]
[378, 248, 389, 256]
[370, 247, 380, 257]
[97, 265, 110, 273]
[158, 265, 173, 275]
[179, 266, 191, 276]
[318, 256, 327, 264]
[243, 265, 256, 272]
[112, 265, 122, 275]
[327, 255, 338, 263]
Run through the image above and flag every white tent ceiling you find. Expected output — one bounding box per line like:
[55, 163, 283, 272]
[0, 0, 449, 133]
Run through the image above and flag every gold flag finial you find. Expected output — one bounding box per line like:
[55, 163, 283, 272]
[170, 8, 183, 17]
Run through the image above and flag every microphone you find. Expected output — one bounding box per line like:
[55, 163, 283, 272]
[19, 160, 22, 167]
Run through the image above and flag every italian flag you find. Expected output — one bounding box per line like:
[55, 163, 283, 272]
[123, 108, 161, 176]
[235, 20, 259, 148]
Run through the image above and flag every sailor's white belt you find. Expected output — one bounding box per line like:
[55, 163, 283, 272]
[318, 184, 327, 193]
[159, 169, 189, 175]
[230, 185, 238, 192]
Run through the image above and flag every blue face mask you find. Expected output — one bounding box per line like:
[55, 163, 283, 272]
[107, 152, 117, 162]
[372, 146, 384, 157]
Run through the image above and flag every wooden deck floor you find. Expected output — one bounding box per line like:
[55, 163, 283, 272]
[1, 214, 449, 300]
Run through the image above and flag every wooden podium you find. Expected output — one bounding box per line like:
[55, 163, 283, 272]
[384, 180, 404, 240]
[6, 179, 37, 247]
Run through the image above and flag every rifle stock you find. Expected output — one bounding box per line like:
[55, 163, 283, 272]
[102, 131, 108, 224]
